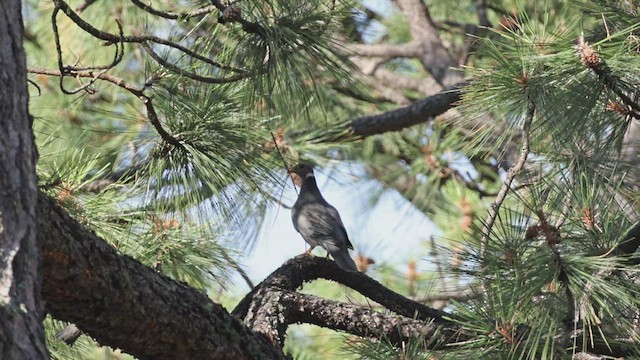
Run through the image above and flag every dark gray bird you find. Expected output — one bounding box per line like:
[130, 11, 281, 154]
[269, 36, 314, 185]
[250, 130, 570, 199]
[289, 163, 358, 272]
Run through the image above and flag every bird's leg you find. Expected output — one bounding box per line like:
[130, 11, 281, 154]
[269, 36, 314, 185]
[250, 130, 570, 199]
[297, 245, 316, 258]
[305, 245, 316, 255]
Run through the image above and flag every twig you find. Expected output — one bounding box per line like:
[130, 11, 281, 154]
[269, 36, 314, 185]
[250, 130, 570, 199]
[140, 42, 248, 84]
[28, 67, 143, 96]
[52, 0, 247, 73]
[300, 81, 466, 143]
[51, 7, 125, 95]
[479, 101, 535, 260]
[141, 97, 184, 150]
[28, 66, 182, 150]
[27, 79, 41, 96]
[130, 0, 217, 20]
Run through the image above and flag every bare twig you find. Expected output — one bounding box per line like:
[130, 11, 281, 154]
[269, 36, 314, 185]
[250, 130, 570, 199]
[28, 67, 143, 95]
[51, 7, 125, 95]
[52, 0, 247, 73]
[479, 101, 535, 260]
[141, 97, 184, 150]
[28, 67, 182, 150]
[130, 0, 217, 20]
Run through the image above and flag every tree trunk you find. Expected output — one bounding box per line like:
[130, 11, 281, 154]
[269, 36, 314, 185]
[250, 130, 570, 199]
[0, 0, 48, 358]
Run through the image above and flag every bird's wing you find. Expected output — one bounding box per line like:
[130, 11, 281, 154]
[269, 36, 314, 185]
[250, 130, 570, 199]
[294, 202, 353, 251]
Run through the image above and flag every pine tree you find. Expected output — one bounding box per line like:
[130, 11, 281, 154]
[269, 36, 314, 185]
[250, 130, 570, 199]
[5, 0, 640, 358]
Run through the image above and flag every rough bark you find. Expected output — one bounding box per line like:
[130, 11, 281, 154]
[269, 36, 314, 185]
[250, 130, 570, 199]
[350, 82, 464, 138]
[38, 192, 286, 360]
[0, 1, 48, 358]
[242, 287, 467, 348]
[233, 255, 450, 323]
[304, 82, 465, 143]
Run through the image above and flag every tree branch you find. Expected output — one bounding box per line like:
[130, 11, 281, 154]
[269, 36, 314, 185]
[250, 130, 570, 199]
[37, 188, 640, 358]
[394, 0, 459, 86]
[27, 67, 184, 151]
[244, 287, 469, 348]
[232, 255, 451, 323]
[38, 191, 286, 360]
[130, 0, 217, 20]
[479, 100, 535, 260]
[52, 0, 246, 73]
[301, 81, 465, 142]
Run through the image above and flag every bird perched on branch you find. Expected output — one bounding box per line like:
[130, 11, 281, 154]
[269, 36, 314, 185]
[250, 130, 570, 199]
[289, 163, 358, 272]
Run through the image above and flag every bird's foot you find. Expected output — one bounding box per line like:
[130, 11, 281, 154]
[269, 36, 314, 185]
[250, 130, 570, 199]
[295, 246, 316, 258]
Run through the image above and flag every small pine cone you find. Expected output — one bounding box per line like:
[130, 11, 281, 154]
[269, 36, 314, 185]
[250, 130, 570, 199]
[576, 36, 601, 69]
[220, 6, 242, 24]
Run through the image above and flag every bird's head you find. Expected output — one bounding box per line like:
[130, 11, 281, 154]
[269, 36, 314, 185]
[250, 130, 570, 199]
[288, 163, 315, 187]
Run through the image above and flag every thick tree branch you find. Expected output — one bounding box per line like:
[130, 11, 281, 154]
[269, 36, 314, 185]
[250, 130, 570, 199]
[394, 0, 460, 86]
[244, 287, 469, 348]
[233, 255, 450, 323]
[302, 81, 465, 142]
[37, 188, 640, 358]
[38, 192, 285, 360]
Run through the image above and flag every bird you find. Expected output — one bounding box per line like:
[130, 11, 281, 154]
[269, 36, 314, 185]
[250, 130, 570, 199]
[289, 163, 358, 272]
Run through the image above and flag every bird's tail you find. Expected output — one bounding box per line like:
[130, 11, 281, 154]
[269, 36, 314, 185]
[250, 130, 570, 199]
[331, 250, 358, 272]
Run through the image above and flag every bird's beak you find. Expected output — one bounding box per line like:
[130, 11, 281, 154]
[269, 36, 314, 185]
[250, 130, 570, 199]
[288, 169, 303, 187]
